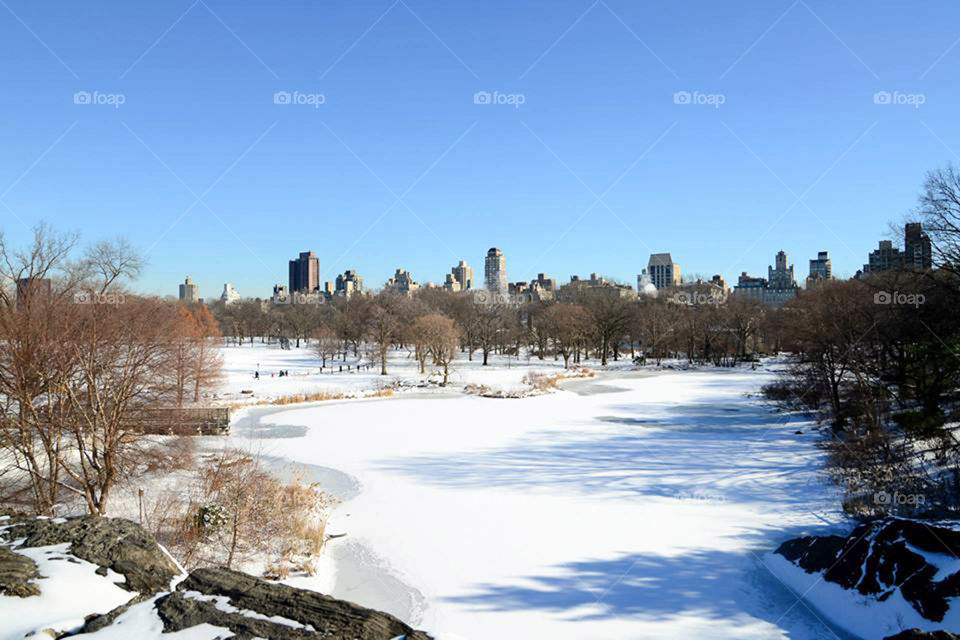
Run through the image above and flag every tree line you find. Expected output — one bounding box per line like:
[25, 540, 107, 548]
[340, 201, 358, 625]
[0, 226, 222, 516]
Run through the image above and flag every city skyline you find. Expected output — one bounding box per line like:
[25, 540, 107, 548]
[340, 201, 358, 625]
[2, 1, 958, 299]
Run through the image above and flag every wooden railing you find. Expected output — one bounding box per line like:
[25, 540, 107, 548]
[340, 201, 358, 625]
[136, 407, 231, 436]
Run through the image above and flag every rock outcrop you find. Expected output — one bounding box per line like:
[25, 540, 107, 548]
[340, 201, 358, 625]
[776, 517, 960, 633]
[1, 515, 433, 639]
[2, 514, 180, 594]
[885, 631, 960, 640]
[82, 567, 432, 639]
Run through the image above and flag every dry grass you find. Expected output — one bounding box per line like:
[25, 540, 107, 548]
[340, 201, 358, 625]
[227, 386, 394, 409]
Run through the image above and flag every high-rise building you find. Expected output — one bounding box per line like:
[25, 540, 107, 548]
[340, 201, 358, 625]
[484, 247, 508, 293]
[806, 251, 832, 288]
[644, 253, 681, 291]
[220, 283, 241, 304]
[863, 240, 904, 274]
[385, 268, 419, 295]
[334, 270, 362, 298]
[732, 250, 798, 306]
[447, 260, 474, 292]
[767, 250, 796, 289]
[904, 222, 933, 271]
[179, 276, 199, 303]
[288, 251, 320, 293]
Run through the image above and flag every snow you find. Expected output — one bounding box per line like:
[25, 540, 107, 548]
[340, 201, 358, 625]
[763, 552, 960, 638]
[0, 544, 136, 639]
[214, 341, 615, 404]
[218, 344, 853, 639]
[70, 595, 232, 640]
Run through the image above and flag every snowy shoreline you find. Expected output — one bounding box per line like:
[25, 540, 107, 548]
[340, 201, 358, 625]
[213, 347, 853, 639]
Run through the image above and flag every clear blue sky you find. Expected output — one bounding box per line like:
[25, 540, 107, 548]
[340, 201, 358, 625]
[1, 0, 958, 298]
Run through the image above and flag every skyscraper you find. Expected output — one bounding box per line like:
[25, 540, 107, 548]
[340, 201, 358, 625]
[450, 260, 474, 291]
[484, 248, 507, 293]
[334, 270, 363, 298]
[904, 222, 932, 271]
[179, 276, 199, 303]
[644, 253, 681, 290]
[288, 251, 320, 293]
[806, 251, 832, 288]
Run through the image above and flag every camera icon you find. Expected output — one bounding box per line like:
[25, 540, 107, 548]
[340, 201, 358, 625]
[273, 293, 291, 305]
[73, 91, 91, 105]
[472, 290, 491, 304]
[473, 91, 491, 105]
[274, 91, 291, 105]
[673, 91, 691, 105]
[873, 91, 891, 105]
[874, 291, 892, 304]
[73, 291, 91, 304]
[873, 491, 890, 505]
[673, 291, 691, 304]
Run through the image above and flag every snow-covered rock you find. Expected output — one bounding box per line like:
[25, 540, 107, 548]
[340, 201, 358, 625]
[769, 517, 960, 638]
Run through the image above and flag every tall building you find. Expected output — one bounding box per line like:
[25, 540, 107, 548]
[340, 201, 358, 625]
[806, 251, 832, 288]
[644, 253, 681, 291]
[904, 222, 933, 271]
[733, 250, 798, 306]
[863, 240, 904, 274]
[288, 251, 320, 293]
[334, 270, 362, 298]
[385, 268, 419, 295]
[179, 276, 199, 303]
[767, 250, 796, 289]
[220, 283, 241, 304]
[484, 247, 508, 293]
[447, 260, 474, 292]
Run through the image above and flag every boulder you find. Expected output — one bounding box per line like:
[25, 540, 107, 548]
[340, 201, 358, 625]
[884, 631, 960, 640]
[0, 546, 40, 597]
[2, 515, 180, 595]
[776, 518, 960, 624]
[81, 567, 432, 639]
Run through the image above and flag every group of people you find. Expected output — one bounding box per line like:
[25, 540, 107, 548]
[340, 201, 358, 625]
[253, 369, 291, 379]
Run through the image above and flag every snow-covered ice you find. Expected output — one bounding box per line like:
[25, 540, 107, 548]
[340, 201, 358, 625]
[218, 344, 855, 639]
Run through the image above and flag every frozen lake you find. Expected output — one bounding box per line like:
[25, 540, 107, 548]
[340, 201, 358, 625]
[224, 364, 855, 639]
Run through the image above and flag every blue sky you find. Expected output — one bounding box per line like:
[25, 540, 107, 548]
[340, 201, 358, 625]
[1, 0, 958, 298]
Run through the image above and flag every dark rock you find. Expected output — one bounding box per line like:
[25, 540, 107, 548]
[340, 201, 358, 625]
[884, 630, 960, 640]
[776, 518, 960, 624]
[0, 547, 40, 597]
[159, 567, 433, 639]
[3, 515, 179, 595]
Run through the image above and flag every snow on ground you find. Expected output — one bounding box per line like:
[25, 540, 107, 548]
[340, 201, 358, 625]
[217, 344, 855, 639]
[0, 543, 137, 639]
[214, 341, 618, 404]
